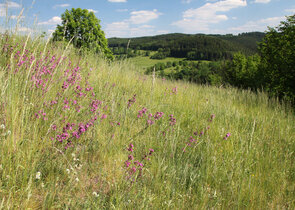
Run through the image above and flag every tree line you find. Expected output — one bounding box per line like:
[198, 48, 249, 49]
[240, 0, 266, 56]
[108, 32, 265, 61]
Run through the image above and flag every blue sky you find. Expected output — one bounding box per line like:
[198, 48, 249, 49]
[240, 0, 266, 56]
[0, 0, 294, 37]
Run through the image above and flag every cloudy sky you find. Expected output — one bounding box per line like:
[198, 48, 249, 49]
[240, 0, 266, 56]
[0, 0, 294, 37]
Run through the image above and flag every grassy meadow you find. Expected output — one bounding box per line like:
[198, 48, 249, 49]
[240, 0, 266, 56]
[127, 55, 185, 70]
[0, 33, 295, 209]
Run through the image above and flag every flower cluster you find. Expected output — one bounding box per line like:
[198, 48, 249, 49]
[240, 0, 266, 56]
[172, 86, 178, 94]
[169, 114, 176, 126]
[2, 42, 110, 149]
[127, 143, 134, 152]
[147, 111, 164, 126]
[182, 114, 215, 152]
[153, 112, 164, 120]
[127, 94, 136, 108]
[142, 148, 154, 161]
[90, 100, 102, 113]
[124, 143, 154, 182]
[137, 107, 147, 118]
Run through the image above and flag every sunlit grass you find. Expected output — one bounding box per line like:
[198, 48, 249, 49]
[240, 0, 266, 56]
[127, 55, 185, 70]
[0, 32, 294, 209]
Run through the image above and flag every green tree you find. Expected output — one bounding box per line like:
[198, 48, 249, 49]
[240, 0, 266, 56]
[221, 53, 261, 89]
[52, 8, 113, 59]
[259, 15, 295, 102]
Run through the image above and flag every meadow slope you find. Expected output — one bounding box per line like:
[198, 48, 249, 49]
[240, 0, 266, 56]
[0, 34, 295, 209]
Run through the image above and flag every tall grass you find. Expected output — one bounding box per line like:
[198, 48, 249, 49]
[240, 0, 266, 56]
[0, 32, 294, 209]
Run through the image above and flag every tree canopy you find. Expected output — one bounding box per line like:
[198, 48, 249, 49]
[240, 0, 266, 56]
[259, 14, 295, 102]
[52, 8, 113, 59]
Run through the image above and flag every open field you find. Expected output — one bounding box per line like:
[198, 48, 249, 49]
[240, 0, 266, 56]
[0, 34, 295, 209]
[127, 56, 186, 70]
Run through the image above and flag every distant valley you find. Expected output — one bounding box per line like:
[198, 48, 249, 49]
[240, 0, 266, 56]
[108, 32, 265, 61]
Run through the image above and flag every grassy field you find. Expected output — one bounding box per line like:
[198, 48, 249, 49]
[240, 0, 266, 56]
[0, 33, 295, 209]
[127, 55, 185, 70]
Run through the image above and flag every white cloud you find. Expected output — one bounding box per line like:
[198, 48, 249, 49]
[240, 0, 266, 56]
[108, 0, 127, 2]
[229, 16, 284, 33]
[53, 4, 70, 8]
[105, 21, 130, 37]
[105, 22, 166, 38]
[38, 16, 62, 25]
[253, 0, 271, 3]
[129, 25, 156, 37]
[0, 1, 21, 8]
[0, 1, 21, 17]
[105, 9, 162, 37]
[129, 9, 161, 24]
[172, 0, 247, 33]
[87, 9, 98, 13]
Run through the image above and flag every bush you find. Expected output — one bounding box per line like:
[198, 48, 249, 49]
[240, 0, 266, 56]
[221, 53, 261, 90]
[150, 52, 167, 59]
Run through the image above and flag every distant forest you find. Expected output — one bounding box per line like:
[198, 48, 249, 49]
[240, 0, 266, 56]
[108, 32, 265, 61]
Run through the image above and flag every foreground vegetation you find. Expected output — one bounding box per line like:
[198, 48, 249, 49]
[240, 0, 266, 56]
[0, 32, 295, 209]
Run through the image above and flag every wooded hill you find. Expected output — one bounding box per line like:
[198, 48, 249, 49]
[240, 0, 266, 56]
[108, 32, 265, 61]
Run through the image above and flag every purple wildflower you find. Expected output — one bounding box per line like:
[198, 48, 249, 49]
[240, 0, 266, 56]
[224, 132, 231, 140]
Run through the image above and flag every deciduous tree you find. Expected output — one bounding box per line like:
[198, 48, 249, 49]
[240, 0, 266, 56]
[259, 15, 295, 102]
[52, 8, 113, 59]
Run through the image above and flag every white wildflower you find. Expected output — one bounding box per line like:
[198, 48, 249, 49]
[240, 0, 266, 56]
[0, 124, 5, 129]
[92, 191, 99, 197]
[75, 177, 79, 182]
[36, 171, 41, 180]
[75, 164, 82, 170]
[6, 130, 11, 136]
[66, 169, 70, 174]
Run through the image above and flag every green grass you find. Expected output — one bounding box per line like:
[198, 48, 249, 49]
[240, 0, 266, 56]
[127, 55, 185, 70]
[0, 33, 295, 209]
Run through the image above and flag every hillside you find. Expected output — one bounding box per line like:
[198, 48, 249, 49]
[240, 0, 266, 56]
[108, 32, 265, 60]
[1, 34, 295, 209]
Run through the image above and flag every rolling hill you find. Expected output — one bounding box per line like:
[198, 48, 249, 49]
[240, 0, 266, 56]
[108, 32, 265, 60]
